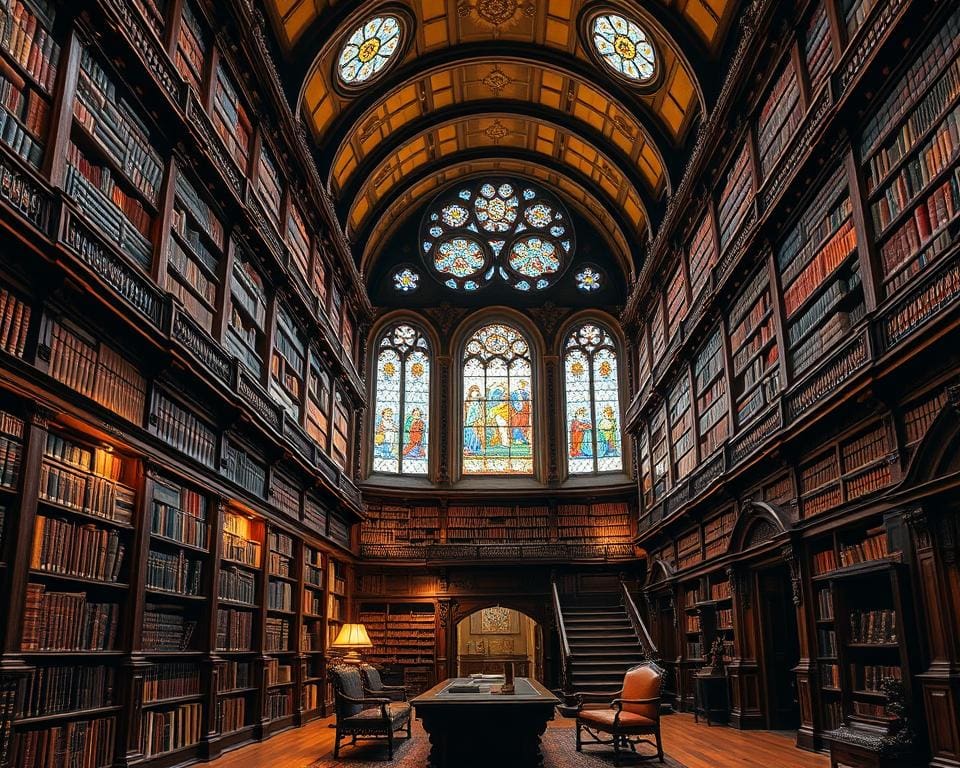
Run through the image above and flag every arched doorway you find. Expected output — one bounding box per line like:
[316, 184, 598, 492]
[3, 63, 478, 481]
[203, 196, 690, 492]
[455, 606, 543, 681]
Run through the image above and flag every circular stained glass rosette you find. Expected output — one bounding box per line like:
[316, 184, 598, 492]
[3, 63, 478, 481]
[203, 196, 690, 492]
[338, 16, 401, 85]
[576, 267, 601, 292]
[591, 13, 656, 82]
[508, 236, 560, 281]
[393, 268, 420, 292]
[434, 237, 485, 280]
[524, 203, 553, 229]
[475, 183, 518, 233]
[441, 204, 470, 228]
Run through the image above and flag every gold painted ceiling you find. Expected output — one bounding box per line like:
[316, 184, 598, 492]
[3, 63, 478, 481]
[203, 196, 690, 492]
[262, 0, 738, 279]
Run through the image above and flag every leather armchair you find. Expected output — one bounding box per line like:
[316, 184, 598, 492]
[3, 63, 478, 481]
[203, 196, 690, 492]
[329, 663, 412, 759]
[574, 662, 665, 765]
[360, 662, 409, 702]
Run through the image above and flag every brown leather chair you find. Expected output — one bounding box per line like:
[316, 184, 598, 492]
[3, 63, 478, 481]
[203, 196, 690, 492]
[574, 662, 665, 765]
[329, 663, 412, 759]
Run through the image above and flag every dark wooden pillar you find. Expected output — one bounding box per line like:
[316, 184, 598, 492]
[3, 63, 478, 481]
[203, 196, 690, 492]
[726, 564, 763, 729]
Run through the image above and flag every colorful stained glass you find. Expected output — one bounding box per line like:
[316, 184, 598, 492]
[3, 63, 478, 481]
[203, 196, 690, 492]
[592, 13, 656, 83]
[372, 325, 429, 475]
[576, 267, 602, 291]
[393, 268, 420, 292]
[564, 324, 623, 474]
[420, 178, 575, 290]
[524, 203, 553, 228]
[435, 237, 484, 278]
[462, 323, 533, 475]
[338, 15, 402, 85]
[509, 237, 560, 279]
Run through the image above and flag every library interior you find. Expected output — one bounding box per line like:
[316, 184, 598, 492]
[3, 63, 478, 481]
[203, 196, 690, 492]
[0, 0, 957, 766]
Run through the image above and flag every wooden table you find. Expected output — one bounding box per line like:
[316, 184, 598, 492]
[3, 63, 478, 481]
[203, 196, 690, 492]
[411, 677, 560, 768]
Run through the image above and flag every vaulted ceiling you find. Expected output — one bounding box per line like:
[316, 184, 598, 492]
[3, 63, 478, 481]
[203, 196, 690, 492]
[262, 0, 739, 285]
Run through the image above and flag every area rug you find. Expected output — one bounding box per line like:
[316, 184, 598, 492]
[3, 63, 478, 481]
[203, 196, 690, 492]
[306, 721, 686, 767]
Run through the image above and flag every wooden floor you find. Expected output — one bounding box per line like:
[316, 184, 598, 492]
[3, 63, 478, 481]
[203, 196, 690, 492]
[205, 712, 829, 768]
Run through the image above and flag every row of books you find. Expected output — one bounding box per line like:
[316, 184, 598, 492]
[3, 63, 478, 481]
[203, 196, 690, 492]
[268, 530, 295, 556]
[817, 587, 834, 620]
[847, 463, 893, 501]
[219, 566, 256, 605]
[265, 617, 290, 653]
[215, 696, 247, 735]
[0, 75, 46, 166]
[44, 433, 120, 479]
[31, 515, 126, 583]
[0, 285, 29, 357]
[0, 0, 60, 94]
[686, 641, 702, 659]
[710, 580, 732, 602]
[869, 104, 959, 233]
[14, 716, 115, 768]
[783, 218, 857, 317]
[786, 269, 861, 348]
[818, 628, 838, 657]
[820, 663, 840, 688]
[842, 425, 888, 472]
[141, 702, 202, 757]
[216, 607, 253, 651]
[685, 614, 701, 633]
[255, 146, 283, 224]
[858, 664, 902, 692]
[879, 172, 959, 288]
[729, 286, 771, 353]
[860, 9, 960, 160]
[803, 484, 843, 518]
[150, 390, 218, 469]
[665, 265, 688, 338]
[717, 144, 753, 250]
[21, 585, 119, 651]
[222, 442, 266, 499]
[38, 461, 135, 524]
[269, 476, 301, 521]
[268, 580, 292, 611]
[813, 548, 838, 575]
[757, 58, 803, 177]
[19, 665, 115, 717]
[212, 64, 251, 170]
[884, 258, 960, 342]
[266, 690, 292, 720]
[303, 591, 323, 616]
[778, 166, 851, 280]
[269, 551, 291, 577]
[151, 479, 207, 549]
[75, 47, 163, 206]
[804, 2, 833, 96]
[287, 206, 312, 281]
[146, 549, 203, 596]
[143, 663, 201, 703]
[850, 608, 898, 644]
[265, 659, 292, 686]
[840, 0, 880, 37]
[216, 660, 251, 692]
[174, 0, 206, 95]
[0, 432, 20, 488]
[174, 173, 225, 251]
[853, 701, 889, 719]
[791, 309, 860, 377]
[686, 214, 717, 297]
[143, 605, 197, 652]
[716, 608, 733, 628]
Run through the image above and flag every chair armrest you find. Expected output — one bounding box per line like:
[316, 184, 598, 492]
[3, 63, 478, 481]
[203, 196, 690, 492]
[612, 696, 661, 714]
[573, 690, 624, 711]
[339, 692, 391, 707]
[365, 684, 408, 701]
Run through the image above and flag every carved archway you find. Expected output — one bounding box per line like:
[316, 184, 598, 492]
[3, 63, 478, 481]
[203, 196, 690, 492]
[903, 385, 960, 484]
[450, 600, 549, 682]
[727, 500, 792, 555]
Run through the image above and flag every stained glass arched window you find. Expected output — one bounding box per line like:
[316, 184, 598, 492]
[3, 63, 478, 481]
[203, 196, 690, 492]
[371, 324, 430, 475]
[564, 324, 623, 474]
[337, 15, 402, 86]
[421, 179, 575, 292]
[462, 323, 534, 475]
[590, 12, 657, 84]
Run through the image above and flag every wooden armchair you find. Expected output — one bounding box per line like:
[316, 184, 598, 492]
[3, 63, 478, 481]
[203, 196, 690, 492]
[360, 662, 408, 702]
[329, 663, 412, 759]
[574, 662, 665, 765]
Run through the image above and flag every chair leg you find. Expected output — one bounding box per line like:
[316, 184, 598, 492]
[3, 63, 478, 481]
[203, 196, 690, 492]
[656, 727, 664, 763]
[333, 729, 340, 759]
[576, 723, 582, 752]
[388, 729, 394, 760]
[407, 717, 412, 738]
[613, 733, 621, 767]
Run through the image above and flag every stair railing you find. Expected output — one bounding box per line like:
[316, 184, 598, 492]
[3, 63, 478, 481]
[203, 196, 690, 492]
[620, 577, 659, 662]
[551, 579, 573, 695]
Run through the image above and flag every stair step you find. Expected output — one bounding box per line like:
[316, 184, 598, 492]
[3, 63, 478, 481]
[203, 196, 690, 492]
[565, 617, 631, 625]
[570, 659, 646, 667]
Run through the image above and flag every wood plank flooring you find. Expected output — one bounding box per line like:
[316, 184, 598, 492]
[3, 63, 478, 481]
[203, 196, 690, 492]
[205, 712, 829, 768]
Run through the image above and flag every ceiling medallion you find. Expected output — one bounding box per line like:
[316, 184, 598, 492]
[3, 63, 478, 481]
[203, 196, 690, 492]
[483, 67, 512, 96]
[484, 119, 509, 144]
[458, 0, 533, 32]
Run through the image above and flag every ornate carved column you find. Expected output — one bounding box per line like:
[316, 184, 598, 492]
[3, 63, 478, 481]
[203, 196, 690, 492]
[436, 355, 451, 483]
[782, 541, 817, 750]
[543, 355, 560, 482]
[725, 564, 762, 729]
[437, 598, 458, 682]
[906, 505, 960, 767]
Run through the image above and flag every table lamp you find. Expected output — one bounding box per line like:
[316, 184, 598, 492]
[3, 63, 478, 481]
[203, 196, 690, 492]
[330, 623, 373, 663]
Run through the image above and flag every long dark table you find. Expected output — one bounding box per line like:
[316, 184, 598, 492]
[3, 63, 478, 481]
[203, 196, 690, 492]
[411, 677, 560, 768]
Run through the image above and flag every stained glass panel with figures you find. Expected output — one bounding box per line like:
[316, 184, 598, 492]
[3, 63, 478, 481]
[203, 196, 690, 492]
[372, 325, 430, 475]
[564, 324, 623, 474]
[462, 323, 534, 475]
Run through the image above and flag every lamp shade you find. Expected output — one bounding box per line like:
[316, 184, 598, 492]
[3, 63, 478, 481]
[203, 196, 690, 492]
[331, 623, 373, 649]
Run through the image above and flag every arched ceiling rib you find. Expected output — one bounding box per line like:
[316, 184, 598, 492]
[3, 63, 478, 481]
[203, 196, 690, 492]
[329, 59, 670, 201]
[345, 115, 649, 246]
[359, 159, 637, 281]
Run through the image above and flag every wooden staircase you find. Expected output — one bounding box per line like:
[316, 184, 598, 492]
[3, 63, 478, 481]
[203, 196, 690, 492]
[561, 601, 650, 695]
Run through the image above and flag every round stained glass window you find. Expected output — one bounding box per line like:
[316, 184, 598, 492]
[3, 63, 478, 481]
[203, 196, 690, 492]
[591, 13, 656, 83]
[337, 16, 402, 86]
[419, 178, 575, 291]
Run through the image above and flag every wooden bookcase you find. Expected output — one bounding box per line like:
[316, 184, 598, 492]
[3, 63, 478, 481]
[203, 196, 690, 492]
[357, 601, 436, 696]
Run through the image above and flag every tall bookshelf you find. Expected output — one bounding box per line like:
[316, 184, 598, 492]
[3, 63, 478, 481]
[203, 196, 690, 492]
[254, 141, 283, 227]
[326, 558, 347, 649]
[556, 502, 630, 544]
[211, 62, 251, 172]
[649, 405, 669, 502]
[215, 509, 262, 740]
[687, 212, 717, 301]
[167, 172, 225, 335]
[361, 503, 439, 549]
[693, 328, 728, 458]
[667, 372, 695, 481]
[776, 164, 865, 378]
[807, 515, 916, 747]
[264, 527, 296, 730]
[803, 1, 833, 96]
[357, 602, 436, 695]
[445, 504, 549, 543]
[305, 350, 331, 449]
[0, 0, 61, 169]
[69, 45, 163, 271]
[227, 245, 268, 378]
[16, 426, 137, 768]
[270, 306, 306, 421]
[756, 56, 803, 179]
[665, 265, 688, 340]
[174, 0, 207, 96]
[286, 204, 312, 289]
[140, 472, 211, 761]
[859, 13, 960, 299]
[300, 544, 325, 718]
[728, 268, 780, 427]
